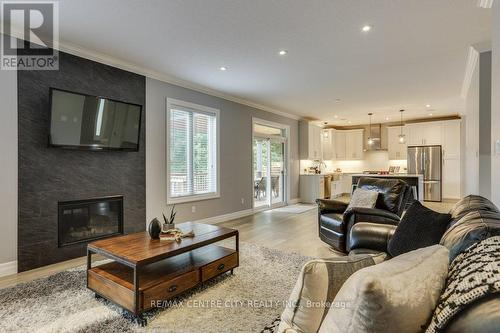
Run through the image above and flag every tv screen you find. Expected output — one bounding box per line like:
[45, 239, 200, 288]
[49, 88, 142, 151]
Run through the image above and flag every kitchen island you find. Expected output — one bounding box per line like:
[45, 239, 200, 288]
[351, 174, 424, 201]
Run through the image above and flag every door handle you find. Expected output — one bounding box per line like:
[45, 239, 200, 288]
[217, 263, 225, 271]
[168, 285, 178, 293]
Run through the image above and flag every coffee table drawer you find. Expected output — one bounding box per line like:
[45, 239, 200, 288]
[143, 270, 199, 310]
[201, 252, 238, 282]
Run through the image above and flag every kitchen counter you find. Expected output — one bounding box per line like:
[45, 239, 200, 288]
[350, 173, 423, 179]
[351, 174, 424, 201]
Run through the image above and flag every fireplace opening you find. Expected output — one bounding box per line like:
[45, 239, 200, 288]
[58, 196, 124, 247]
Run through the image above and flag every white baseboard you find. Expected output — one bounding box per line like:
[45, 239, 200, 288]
[194, 199, 304, 225]
[195, 208, 255, 225]
[0, 260, 17, 277]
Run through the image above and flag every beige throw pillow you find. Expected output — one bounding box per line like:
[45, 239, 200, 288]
[346, 188, 378, 210]
[278, 253, 386, 333]
[319, 245, 449, 333]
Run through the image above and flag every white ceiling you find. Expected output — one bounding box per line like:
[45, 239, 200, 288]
[18, 0, 493, 125]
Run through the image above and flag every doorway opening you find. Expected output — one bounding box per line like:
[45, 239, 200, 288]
[252, 119, 289, 210]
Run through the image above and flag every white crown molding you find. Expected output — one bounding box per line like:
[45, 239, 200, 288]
[59, 40, 302, 120]
[2, 28, 301, 121]
[477, 0, 494, 8]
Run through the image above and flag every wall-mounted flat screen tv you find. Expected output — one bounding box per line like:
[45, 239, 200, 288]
[49, 88, 142, 151]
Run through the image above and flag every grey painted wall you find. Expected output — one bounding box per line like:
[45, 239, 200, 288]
[463, 50, 492, 197]
[146, 77, 300, 223]
[479, 51, 492, 198]
[17, 51, 146, 271]
[0, 68, 18, 265]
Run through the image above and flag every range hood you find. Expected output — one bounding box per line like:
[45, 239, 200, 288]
[364, 124, 382, 150]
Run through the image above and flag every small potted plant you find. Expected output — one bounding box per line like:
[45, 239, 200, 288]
[162, 205, 176, 232]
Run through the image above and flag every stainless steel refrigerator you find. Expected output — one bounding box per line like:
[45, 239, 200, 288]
[407, 146, 442, 202]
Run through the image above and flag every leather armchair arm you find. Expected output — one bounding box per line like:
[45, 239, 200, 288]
[316, 199, 348, 214]
[348, 222, 397, 253]
[343, 207, 400, 225]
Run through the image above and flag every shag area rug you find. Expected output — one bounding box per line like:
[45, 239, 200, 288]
[0, 242, 310, 333]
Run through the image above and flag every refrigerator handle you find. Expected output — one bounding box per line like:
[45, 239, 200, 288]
[421, 150, 426, 175]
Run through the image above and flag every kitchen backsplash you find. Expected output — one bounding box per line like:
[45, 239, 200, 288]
[300, 150, 407, 174]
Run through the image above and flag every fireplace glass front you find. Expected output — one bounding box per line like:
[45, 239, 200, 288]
[58, 196, 123, 247]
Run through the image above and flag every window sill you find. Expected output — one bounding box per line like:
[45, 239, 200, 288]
[167, 193, 220, 204]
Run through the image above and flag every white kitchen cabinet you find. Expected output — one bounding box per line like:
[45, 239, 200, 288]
[335, 131, 346, 160]
[345, 130, 364, 160]
[341, 174, 353, 194]
[331, 180, 343, 198]
[406, 124, 421, 146]
[424, 122, 443, 145]
[299, 121, 323, 160]
[442, 120, 461, 159]
[443, 158, 461, 199]
[406, 123, 442, 146]
[442, 120, 461, 199]
[334, 129, 363, 160]
[300, 175, 325, 203]
[406, 119, 461, 199]
[322, 129, 335, 160]
[387, 126, 407, 160]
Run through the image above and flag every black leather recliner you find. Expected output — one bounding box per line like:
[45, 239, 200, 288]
[316, 177, 412, 253]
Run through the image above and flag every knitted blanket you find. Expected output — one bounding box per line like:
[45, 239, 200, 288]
[426, 236, 500, 332]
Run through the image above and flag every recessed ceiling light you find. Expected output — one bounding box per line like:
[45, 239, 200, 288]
[348, 120, 352, 124]
[385, 117, 390, 121]
[426, 104, 431, 108]
[361, 25, 372, 32]
[334, 115, 339, 119]
[219, 66, 227, 71]
[278, 50, 288, 56]
[429, 113, 433, 116]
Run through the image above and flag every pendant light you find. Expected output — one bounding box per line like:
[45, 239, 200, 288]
[367, 113, 374, 146]
[398, 109, 406, 144]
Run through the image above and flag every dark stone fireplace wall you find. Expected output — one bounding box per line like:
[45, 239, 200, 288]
[18, 51, 146, 272]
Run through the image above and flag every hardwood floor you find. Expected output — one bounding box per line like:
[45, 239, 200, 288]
[0, 198, 456, 290]
[218, 206, 337, 258]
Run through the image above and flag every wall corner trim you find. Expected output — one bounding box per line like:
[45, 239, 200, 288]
[477, 0, 494, 8]
[461, 46, 480, 99]
[0, 260, 18, 278]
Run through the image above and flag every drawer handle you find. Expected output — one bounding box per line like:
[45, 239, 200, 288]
[168, 285, 177, 293]
[217, 263, 225, 271]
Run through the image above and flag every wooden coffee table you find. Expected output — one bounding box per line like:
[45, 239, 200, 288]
[86, 222, 239, 325]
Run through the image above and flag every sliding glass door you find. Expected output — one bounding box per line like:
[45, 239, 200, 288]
[270, 139, 285, 205]
[252, 122, 287, 209]
[253, 137, 270, 208]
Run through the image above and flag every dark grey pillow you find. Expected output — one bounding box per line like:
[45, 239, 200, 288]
[388, 201, 451, 257]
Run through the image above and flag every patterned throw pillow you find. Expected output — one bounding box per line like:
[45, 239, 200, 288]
[426, 236, 500, 333]
[346, 188, 378, 211]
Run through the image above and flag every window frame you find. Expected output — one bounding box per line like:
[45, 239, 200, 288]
[166, 98, 220, 204]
